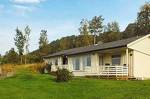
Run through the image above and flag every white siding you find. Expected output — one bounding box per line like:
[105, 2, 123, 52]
[133, 50, 150, 79]
[44, 50, 128, 76]
[128, 35, 150, 79]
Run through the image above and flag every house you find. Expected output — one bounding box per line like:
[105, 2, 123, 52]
[43, 34, 150, 79]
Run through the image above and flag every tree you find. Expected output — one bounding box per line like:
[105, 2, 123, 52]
[137, 2, 150, 35]
[89, 16, 104, 44]
[39, 30, 49, 49]
[100, 32, 121, 43]
[24, 26, 31, 64]
[24, 26, 31, 54]
[3, 48, 19, 64]
[79, 19, 90, 35]
[105, 21, 120, 33]
[14, 27, 25, 64]
[0, 54, 2, 64]
[78, 19, 93, 46]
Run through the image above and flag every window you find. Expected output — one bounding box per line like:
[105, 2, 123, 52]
[62, 56, 68, 65]
[83, 55, 91, 67]
[112, 55, 121, 65]
[99, 56, 104, 66]
[73, 58, 80, 70]
[55, 59, 58, 65]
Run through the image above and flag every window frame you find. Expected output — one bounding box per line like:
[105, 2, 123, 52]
[82, 55, 91, 67]
[111, 55, 121, 65]
[73, 57, 80, 70]
[55, 58, 58, 66]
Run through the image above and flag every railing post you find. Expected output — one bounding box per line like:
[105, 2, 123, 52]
[122, 66, 123, 79]
[126, 48, 129, 77]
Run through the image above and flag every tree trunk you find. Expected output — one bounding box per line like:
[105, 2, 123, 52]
[20, 55, 23, 64]
[93, 34, 96, 44]
[25, 55, 26, 65]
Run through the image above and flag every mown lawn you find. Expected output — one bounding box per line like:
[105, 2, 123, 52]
[0, 70, 150, 99]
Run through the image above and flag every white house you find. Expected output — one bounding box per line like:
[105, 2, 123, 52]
[44, 34, 150, 80]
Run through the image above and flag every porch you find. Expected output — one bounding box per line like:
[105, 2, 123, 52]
[99, 65, 128, 76]
[85, 65, 128, 77]
[85, 48, 132, 78]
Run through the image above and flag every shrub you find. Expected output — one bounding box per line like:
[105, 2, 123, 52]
[0, 64, 15, 78]
[28, 63, 46, 74]
[56, 68, 72, 82]
[37, 65, 45, 74]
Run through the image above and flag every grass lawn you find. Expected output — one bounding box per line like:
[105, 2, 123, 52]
[0, 69, 150, 99]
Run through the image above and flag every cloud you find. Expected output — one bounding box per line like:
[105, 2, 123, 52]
[11, 0, 46, 4]
[13, 5, 35, 16]
[10, 0, 46, 16]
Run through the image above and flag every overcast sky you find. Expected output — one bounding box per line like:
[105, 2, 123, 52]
[0, 0, 148, 55]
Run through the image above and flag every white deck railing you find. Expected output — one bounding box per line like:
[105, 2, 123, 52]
[99, 65, 128, 76]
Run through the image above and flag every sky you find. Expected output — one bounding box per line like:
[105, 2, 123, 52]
[0, 0, 148, 55]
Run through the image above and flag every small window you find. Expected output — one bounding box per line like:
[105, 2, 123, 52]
[55, 59, 58, 65]
[99, 56, 104, 66]
[87, 55, 91, 66]
[112, 55, 121, 65]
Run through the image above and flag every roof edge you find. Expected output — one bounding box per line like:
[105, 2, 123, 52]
[127, 34, 150, 47]
[44, 46, 127, 58]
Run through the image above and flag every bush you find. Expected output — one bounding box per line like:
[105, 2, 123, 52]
[28, 63, 46, 74]
[37, 65, 45, 74]
[56, 68, 72, 82]
[0, 64, 15, 78]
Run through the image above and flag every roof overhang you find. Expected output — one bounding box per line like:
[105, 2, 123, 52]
[43, 46, 127, 59]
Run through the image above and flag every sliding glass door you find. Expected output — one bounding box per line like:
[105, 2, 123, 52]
[73, 58, 80, 70]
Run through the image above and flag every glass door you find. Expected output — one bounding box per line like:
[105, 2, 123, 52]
[73, 58, 80, 70]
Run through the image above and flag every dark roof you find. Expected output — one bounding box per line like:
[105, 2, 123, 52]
[44, 36, 142, 58]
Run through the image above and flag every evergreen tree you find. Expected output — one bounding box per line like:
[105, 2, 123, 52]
[39, 30, 49, 49]
[0, 54, 2, 64]
[89, 16, 104, 44]
[3, 48, 19, 64]
[78, 19, 93, 46]
[79, 19, 90, 35]
[105, 21, 120, 33]
[14, 28, 25, 64]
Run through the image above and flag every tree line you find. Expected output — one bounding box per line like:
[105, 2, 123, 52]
[0, 2, 149, 64]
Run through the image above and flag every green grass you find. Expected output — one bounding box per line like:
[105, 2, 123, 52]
[0, 70, 150, 99]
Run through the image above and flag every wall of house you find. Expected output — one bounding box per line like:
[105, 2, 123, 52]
[103, 54, 111, 65]
[133, 51, 150, 79]
[128, 35, 150, 79]
[44, 53, 100, 76]
[45, 56, 62, 71]
[44, 50, 128, 76]
[69, 53, 99, 76]
[121, 52, 127, 65]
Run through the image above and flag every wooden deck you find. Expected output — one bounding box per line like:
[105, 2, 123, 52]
[100, 65, 128, 76]
[85, 65, 129, 80]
